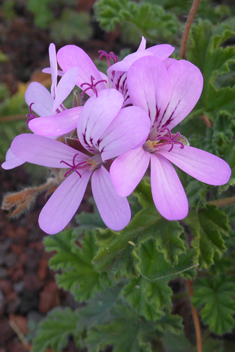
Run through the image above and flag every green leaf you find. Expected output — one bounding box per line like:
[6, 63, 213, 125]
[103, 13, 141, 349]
[50, 10, 92, 43]
[122, 277, 172, 321]
[87, 303, 182, 352]
[162, 331, 196, 352]
[187, 20, 235, 118]
[184, 206, 229, 268]
[33, 307, 80, 352]
[135, 239, 197, 281]
[44, 229, 108, 300]
[79, 282, 124, 328]
[192, 277, 235, 334]
[94, 0, 178, 43]
[93, 180, 186, 278]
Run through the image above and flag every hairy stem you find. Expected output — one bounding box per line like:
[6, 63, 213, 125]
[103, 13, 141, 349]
[180, 0, 201, 59]
[188, 279, 203, 352]
[207, 196, 235, 207]
[1, 115, 26, 122]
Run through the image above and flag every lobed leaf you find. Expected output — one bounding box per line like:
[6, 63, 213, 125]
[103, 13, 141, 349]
[44, 229, 108, 300]
[33, 307, 80, 352]
[192, 277, 235, 335]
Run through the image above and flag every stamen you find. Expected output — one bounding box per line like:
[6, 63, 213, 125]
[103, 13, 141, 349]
[157, 128, 184, 152]
[26, 103, 36, 124]
[60, 154, 87, 178]
[98, 50, 118, 68]
[81, 76, 107, 98]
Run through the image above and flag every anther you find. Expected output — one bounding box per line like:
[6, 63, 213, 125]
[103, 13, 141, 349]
[81, 76, 107, 98]
[98, 50, 118, 68]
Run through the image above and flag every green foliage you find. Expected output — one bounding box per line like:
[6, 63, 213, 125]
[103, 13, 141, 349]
[87, 303, 182, 352]
[93, 180, 186, 278]
[94, 0, 179, 43]
[187, 20, 235, 120]
[44, 229, 109, 300]
[0, 91, 28, 160]
[50, 10, 92, 43]
[192, 277, 235, 335]
[33, 307, 80, 352]
[184, 206, 229, 268]
[27, 0, 57, 28]
[122, 277, 172, 321]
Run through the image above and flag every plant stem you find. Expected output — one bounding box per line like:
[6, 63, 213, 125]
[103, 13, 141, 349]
[188, 279, 203, 352]
[207, 196, 235, 207]
[0, 115, 26, 122]
[180, 0, 201, 59]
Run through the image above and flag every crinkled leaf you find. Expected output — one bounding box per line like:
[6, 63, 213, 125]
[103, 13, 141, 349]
[93, 179, 186, 279]
[87, 302, 182, 352]
[33, 307, 80, 352]
[184, 205, 229, 268]
[79, 282, 124, 328]
[135, 239, 197, 281]
[94, 0, 178, 42]
[192, 277, 235, 335]
[44, 229, 108, 300]
[122, 277, 172, 321]
[187, 20, 235, 118]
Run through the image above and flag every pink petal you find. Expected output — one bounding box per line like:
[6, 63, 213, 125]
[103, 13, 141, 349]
[151, 154, 188, 220]
[57, 45, 107, 95]
[100, 106, 150, 161]
[127, 56, 169, 127]
[49, 43, 58, 99]
[137, 37, 146, 51]
[25, 82, 54, 117]
[53, 67, 79, 112]
[42, 68, 64, 76]
[11, 134, 88, 168]
[159, 59, 203, 131]
[108, 71, 130, 106]
[108, 50, 153, 73]
[1, 148, 24, 170]
[28, 107, 82, 137]
[146, 44, 175, 60]
[77, 89, 124, 151]
[110, 147, 150, 196]
[91, 166, 131, 231]
[158, 145, 231, 185]
[39, 169, 91, 234]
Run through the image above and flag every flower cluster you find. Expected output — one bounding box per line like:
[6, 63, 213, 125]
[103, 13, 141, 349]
[2, 38, 231, 234]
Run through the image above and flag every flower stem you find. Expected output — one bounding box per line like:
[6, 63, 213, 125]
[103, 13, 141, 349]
[180, 0, 201, 59]
[207, 196, 235, 207]
[188, 279, 203, 352]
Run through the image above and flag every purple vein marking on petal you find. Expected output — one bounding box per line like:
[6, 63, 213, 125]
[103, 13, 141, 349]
[161, 99, 182, 130]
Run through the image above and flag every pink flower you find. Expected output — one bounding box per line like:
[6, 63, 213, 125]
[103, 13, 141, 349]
[110, 56, 231, 220]
[26, 43, 81, 137]
[10, 89, 150, 234]
[56, 37, 174, 106]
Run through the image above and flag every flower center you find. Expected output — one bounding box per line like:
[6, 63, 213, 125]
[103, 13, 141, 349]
[26, 103, 36, 124]
[98, 50, 118, 68]
[81, 76, 107, 98]
[144, 128, 185, 153]
[60, 152, 103, 178]
[157, 128, 185, 152]
[60, 154, 88, 178]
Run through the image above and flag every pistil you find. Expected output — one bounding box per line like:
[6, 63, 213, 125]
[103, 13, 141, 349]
[81, 76, 107, 98]
[98, 50, 118, 68]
